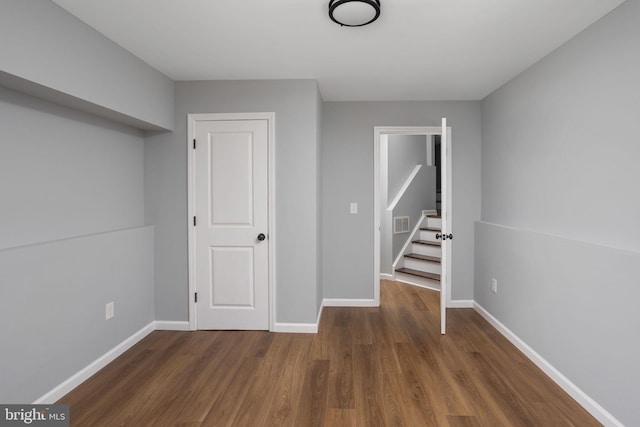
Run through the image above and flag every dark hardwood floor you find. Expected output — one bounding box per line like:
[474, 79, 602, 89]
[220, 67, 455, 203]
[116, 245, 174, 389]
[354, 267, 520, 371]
[59, 280, 601, 426]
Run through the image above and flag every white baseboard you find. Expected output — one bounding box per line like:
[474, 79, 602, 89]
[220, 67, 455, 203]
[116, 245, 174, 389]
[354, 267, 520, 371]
[34, 322, 155, 404]
[154, 320, 191, 331]
[449, 299, 474, 308]
[323, 298, 378, 307]
[316, 299, 325, 328]
[380, 273, 394, 280]
[395, 277, 441, 292]
[473, 303, 623, 427]
[272, 322, 318, 333]
[273, 298, 383, 333]
[40, 301, 620, 427]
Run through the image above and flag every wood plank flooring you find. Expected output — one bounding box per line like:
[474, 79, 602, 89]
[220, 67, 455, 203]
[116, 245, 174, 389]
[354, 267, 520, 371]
[59, 280, 601, 426]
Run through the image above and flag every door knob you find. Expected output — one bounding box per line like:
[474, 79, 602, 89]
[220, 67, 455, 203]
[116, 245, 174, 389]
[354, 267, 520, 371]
[257, 233, 266, 241]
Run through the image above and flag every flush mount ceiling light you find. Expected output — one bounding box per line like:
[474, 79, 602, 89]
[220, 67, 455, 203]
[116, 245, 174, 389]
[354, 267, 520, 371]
[329, 0, 381, 27]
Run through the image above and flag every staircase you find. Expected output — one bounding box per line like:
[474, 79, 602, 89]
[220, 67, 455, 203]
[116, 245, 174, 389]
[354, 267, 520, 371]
[394, 215, 442, 291]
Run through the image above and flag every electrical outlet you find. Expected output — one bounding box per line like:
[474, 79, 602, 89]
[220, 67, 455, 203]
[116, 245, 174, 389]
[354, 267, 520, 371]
[491, 278, 498, 294]
[106, 302, 114, 320]
[350, 202, 358, 214]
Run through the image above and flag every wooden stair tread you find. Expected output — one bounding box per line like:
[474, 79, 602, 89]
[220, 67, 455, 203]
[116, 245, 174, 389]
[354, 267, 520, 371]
[405, 253, 441, 263]
[420, 227, 440, 232]
[427, 215, 441, 218]
[396, 268, 441, 281]
[412, 240, 441, 247]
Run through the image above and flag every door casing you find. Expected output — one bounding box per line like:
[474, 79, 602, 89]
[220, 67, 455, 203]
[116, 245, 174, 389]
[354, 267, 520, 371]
[187, 112, 276, 331]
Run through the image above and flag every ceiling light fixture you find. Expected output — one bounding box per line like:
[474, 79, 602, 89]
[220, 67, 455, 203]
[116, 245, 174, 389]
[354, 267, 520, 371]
[329, 0, 381, 27]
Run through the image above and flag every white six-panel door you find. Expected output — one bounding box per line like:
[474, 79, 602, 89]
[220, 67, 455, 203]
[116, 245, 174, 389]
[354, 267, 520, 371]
[194, 118, 269, 330]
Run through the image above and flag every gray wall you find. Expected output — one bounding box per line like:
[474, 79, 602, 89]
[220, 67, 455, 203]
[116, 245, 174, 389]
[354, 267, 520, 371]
[0, 0, 174, 131]
[478, 0, 639, 424]
[322, 101, 481, 300]
[0, 88, 154, 403]
[0, 87, 145, 249]
[144, 80, 323, 324]
[0, 227, 154, 404]
[475, 222, 638, 426]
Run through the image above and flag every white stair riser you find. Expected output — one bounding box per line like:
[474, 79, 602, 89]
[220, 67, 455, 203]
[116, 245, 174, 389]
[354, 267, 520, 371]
[411, 244, 441, 258]
[395, 272, 441, 292]
[419, 229, 440, 242]
[426, 217, 442, 229]
[404, 258, 441, 274]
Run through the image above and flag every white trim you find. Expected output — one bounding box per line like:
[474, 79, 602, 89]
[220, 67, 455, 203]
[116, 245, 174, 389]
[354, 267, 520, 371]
[154, 320, 191, 331]
[440, 118, 449, 335]
[272, 322, 318, 333]
[187, 116, 197, 330]
[268, 115, 277, 333]
[33, 322, 155, 404]
[394, 276, 440, 292]
[473, 303, 623, 427]
[316, 298, 325, 329]
[323, 298, 378, 307]
[373, 129, 381, 307]
[34, 301, 622, 427]
[444, 124, 453, 317]
[380, 273, 394, 280]
[449, 299, 473, 308]
[386, 165, 422, 211]
[187, 112, 276, 332]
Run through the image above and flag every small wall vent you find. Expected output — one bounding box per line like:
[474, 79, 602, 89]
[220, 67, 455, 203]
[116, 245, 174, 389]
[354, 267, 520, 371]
[393, 216, 410, 234]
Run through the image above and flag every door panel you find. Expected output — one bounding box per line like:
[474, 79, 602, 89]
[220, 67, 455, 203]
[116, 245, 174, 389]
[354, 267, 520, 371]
[195, 119, 269, 330]
[210, 247, 254, 306]
[209, 132, 254, 226]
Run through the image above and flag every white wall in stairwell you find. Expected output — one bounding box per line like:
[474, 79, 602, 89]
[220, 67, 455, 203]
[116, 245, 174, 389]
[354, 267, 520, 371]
[387, 135, 427, 197]
[389, 135, 436, 268]
[379, 135, 391, 275]
[380, 134, 437, 275]
[391, 166, 436, 261]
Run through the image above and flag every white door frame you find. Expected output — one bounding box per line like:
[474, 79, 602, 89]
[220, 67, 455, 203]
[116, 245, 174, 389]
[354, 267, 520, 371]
[373, 125, 452, 308]
[187, 112, 276, 331]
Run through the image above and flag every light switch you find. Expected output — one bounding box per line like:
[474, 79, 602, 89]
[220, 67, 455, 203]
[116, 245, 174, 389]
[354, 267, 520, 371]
[350, 202, 358, 214]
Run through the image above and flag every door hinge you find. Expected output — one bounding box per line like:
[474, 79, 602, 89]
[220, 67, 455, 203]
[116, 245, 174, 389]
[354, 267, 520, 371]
[194, 292, 198, 303]
[193, 139, 196, 149]
[193, 216, 197, 226]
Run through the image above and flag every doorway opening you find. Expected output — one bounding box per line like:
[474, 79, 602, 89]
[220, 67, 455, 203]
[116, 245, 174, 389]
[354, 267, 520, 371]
[374, 122, 452, 333]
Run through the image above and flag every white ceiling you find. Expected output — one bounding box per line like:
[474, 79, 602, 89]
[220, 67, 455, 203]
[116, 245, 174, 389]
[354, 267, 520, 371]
[52, 0, 625, 101]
